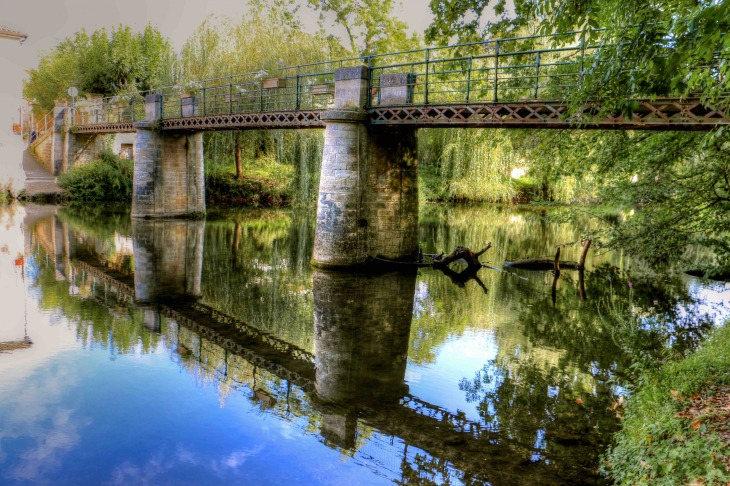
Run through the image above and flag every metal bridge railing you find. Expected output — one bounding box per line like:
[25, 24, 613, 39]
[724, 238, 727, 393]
[68, 28, 725, 126]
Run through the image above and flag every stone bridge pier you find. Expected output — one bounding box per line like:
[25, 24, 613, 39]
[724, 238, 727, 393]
[132, 219, 204, 305]
[313, 269, 416, 447]
[313, 67, 419, 268]
[132, 95, 205, 218]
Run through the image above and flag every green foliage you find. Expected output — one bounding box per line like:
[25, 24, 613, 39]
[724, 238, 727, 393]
[419, 128, 517, 202]
[180, 2, 341, 206]
[179, 2, 346, 82]
[24, 25, 174, 113]
[606, 323, 730, 485]
[57, 149, 133, 202]
[426, 1, 730, 275]
[306, 0, 421, 55]
[206, 173, 290, 207]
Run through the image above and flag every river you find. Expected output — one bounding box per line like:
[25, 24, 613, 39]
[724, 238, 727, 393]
[0, 203, 727, 485]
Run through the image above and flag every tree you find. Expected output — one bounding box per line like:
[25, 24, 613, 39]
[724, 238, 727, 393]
[24, 25, 174, 113]
[425, 0, 730, 277]
[306, 0, 421, 56]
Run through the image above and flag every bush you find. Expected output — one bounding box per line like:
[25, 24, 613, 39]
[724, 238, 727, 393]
[205, 173, 289, 207]
[58, 150, 133, 202]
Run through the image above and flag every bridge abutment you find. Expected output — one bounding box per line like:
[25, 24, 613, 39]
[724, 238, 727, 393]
[313, 67, 419, 268]
[132, 95, 205, 218]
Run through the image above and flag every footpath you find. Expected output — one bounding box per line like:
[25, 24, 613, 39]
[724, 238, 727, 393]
[21, 150, 65, 198]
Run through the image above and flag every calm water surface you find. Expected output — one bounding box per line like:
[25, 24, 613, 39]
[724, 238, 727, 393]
[0, 203, 728, 485]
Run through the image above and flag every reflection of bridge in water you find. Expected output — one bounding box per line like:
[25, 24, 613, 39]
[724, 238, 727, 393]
[31, 213, 592, 485]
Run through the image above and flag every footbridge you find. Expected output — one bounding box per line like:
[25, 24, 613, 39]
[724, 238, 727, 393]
[32, 30, 730, 267]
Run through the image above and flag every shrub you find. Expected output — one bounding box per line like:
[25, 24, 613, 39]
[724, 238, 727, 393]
[205, 173, 289, 207]
[58, 150, 133, 202]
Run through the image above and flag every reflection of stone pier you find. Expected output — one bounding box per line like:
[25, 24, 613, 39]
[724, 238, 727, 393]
[313, 270, 416, 447]
[132, 219, 204, 304]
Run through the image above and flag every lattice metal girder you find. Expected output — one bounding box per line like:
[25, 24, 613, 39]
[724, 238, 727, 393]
[368, 98, 730, 130]
[73, 122, 136, 134]
[160, 111, 326, 131]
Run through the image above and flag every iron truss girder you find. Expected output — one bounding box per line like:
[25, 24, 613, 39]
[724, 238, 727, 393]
[159, 110, 326, 131]
[367, 98, 730, 130]
[73, 122, 136, 134]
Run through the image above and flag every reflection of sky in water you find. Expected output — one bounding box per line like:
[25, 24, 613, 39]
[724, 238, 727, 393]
[1, 338, 395, 485]
[1, 204, 729, 485]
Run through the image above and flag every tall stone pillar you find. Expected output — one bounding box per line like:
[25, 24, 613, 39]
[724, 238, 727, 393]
[132, 218, 204, 304]
[313, 68, 419, 268]
[313, 269, 416, 446]
[132, 94, 205, 218]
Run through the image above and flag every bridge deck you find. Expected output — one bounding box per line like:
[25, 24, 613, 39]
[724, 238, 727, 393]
[72, 98, 728, 133]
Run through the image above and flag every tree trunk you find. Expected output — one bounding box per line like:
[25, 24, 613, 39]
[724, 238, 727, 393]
[235, 134, 243, 180]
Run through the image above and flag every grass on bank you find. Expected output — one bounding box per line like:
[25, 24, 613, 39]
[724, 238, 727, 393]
[606, 322, 730, 485]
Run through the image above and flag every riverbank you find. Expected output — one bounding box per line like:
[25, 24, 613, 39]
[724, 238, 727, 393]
[606, 322, 730, 485]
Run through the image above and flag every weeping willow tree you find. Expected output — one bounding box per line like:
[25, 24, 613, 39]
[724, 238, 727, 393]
[419, 128, 520, 202]
[178, 1, 347, 206]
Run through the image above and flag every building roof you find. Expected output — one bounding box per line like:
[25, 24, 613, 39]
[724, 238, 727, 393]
[0, 26, 28, 43]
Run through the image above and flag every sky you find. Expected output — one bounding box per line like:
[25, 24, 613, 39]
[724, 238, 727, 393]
[0, 0, 437, 129]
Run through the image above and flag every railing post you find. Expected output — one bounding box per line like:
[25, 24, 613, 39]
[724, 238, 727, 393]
[367, 56, 373, 106]
[534, 51, 541, 98]
[580, 37, 587, 85]
[202, 87, 206, 116]
[229, 84, 233, 114]
[493, 41, 500, 103]
[295, 66, 300, 110]
[180, 96, 183, 118]
[424, 48, 430, 105]
[466, 56, 473, 103]
[259, 80, 263, 112]
[131, 100, 135, 122]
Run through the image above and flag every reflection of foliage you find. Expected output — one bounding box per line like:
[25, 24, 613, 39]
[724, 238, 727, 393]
[58, 203, 132, 240]
[460, 358, 619, 480]
[201, 209, 316, 351]
[31, 246, 156, 356]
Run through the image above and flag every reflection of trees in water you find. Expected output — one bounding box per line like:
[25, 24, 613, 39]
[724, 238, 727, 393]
[200, 210, 316, 352]
[457, 262, 719, 482]
[31, 244, 159, 357]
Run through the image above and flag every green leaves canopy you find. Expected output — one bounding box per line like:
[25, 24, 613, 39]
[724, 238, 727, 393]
[24, 25, 173, 113]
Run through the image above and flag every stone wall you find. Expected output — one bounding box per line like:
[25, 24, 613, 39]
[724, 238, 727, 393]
[68, 133, 105, 168]
[32, 131, 54, 174]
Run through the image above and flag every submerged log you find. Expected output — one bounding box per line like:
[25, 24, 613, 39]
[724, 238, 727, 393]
[505, 240, 592, 271]
[504, 258, 581, 270]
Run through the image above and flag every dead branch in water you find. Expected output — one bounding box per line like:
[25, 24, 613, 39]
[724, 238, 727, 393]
[505, 239, 592, 271]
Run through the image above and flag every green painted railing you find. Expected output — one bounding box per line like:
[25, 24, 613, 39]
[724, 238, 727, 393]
[72, 28, 724, 125]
